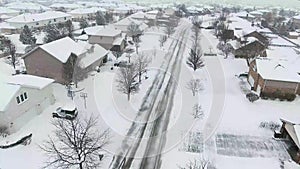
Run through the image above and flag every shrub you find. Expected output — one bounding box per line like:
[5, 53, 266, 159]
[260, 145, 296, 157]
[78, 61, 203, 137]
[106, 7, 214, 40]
[259, 121, 281, 131]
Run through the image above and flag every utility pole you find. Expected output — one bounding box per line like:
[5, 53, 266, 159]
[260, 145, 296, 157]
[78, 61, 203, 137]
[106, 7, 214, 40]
[80, 92, 88, 109]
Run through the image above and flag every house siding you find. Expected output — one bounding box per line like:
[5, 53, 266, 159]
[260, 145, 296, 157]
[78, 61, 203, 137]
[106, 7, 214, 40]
[24, 48, 66, 83]
[0, 85, 55, 133]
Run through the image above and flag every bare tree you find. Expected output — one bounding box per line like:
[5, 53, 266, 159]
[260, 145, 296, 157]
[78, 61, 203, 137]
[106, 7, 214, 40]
[134, 53, 152, 83]
[116, 65, 138, 100]
[179, 158, 210, 169]
[133, 36, 141, 54]
[40, 116, 110, 169]
[192, 104, 204, 119]
[164, 24, 175, 37]
[186, 79, 203, 96]
[186, 47, 204, 71]
[159, 35, 167, 47]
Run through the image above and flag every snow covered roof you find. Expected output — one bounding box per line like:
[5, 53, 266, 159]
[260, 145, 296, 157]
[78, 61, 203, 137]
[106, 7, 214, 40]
[39, 37, 85, 63]
[294, 15, 300, 20]
[73, 25, 105, 35]
[5, 2, 51, 11]
[250, 11, 263, 16]
[77, 1, 103, 7]
[256, 58, 300, 83]
[0, 22, 16, 29]
[75, 34, 89, 41]
[289, 32, 299, 36]
[50, 3, 83, 9]
[114, 17, 146, 29]
[0, 7, 19, 15]
[78, 42, 108, 68]
[69, 7, 106, 14]
[113, 37, 124, 46]
[130, 11, 147, 19]
[7, 74, 54, 90]
[0, 83, 20, 112]
[236, 11, 255, 19]
[91, 25, 121, 37]
[6, 11, 71, 24]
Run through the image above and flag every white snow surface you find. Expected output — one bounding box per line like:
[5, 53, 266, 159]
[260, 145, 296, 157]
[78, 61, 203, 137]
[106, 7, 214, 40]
[7, 74, 54, 90]
[6, 11, 71, 23]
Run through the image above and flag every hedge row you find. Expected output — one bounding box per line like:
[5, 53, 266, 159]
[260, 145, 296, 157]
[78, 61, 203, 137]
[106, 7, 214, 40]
[260, 91, 296, 101]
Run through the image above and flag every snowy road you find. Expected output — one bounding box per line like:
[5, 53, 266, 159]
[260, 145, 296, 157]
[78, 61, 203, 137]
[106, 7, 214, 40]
[109, 20, 192, 169]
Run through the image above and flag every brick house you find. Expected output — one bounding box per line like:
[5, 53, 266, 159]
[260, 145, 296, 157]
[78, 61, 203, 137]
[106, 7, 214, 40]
[244, 31, 269, 46]
[23, 37, 108, 84]
[248, 59, 300, 96]
[228, 37, 267, 58]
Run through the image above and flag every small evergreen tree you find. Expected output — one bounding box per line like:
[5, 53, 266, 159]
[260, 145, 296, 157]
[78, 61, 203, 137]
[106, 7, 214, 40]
[79, 18, 89, 29]
[96, 11, 106, 25]
[44, 24, 64, 43]
[104, 12, 113, 24]
[19, 25, 36, 45]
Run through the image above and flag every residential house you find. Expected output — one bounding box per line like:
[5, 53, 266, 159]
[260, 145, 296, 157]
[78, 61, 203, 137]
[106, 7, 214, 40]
[0, 74, 55, 133]
[23, 37, 108, 84]
[88, 26, 125, 51]
[6, 11, 72, 30]
[278, 118, 300, 163]
[244, 31, 269, 46]
[292, 15, 300, 29]
[5, 2, 51, 13]
[236, 11, 255, 21]
[248, 58, 300, 97]
[50, 3, 83, 12]
[228, 37, 267, 58]
[288, 32, 299, 39]
[113, 17, 147, 35]
[68, 7, 106, 21]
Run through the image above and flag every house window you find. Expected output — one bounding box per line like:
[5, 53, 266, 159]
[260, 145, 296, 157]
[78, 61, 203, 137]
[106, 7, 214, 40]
[36, 22, 39, 25]
[16, 97, 20, 104]
[20, 94, 24, 102]
[16, 92, 28, 104]
[64, 17, 67, 20]
[54, 19, 56, 22]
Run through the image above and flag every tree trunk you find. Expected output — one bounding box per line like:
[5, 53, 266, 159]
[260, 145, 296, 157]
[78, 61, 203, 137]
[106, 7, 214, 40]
[79, 163, 83, 169]
[193, 91, 195, 96]
[127, 93, 130, 101]
[139, 72, 142, 82]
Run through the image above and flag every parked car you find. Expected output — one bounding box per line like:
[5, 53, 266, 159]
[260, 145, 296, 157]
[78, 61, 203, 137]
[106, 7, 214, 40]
[52, 103, 78, 120]
[114, 60, 131, 67]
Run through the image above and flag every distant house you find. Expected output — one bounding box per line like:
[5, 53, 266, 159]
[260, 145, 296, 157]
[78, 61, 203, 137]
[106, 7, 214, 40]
[292, 15, 300, 28]
[113, 17, 147, 34]
[248, 59, 300, 97]
[288, 32, 299, 39]
[228, 37, 267, 58]
[68, 7, 106, 21]
[6, 11, 72, 30]
[0, 75, 55, 133]
[23, 37, 108, 84]
[88, 26, 125, 51]
[50, 3, 83, 12]
[236, 11, 255, 20]
[279, 119, 300, 164]
[244, 31, 269, 46]
[5, 2, 51, 13]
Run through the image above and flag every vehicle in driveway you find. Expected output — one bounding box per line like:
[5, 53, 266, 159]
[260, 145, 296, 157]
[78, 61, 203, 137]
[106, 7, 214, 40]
[52, 103, 78, 120]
